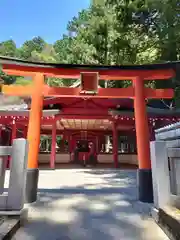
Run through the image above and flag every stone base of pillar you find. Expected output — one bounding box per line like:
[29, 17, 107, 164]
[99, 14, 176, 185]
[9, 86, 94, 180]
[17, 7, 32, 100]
[25, 168, 39, 203]
[137, 169, 153, 203]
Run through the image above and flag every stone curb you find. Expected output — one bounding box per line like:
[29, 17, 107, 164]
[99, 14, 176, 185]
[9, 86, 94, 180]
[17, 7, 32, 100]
[152, 206, 180, 240]
[0, 217, 20, 240]
[0, 208, 28, 240]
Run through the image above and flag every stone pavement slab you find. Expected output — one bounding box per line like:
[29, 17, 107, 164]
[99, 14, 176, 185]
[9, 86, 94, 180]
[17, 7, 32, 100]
[7, 169, 169, 240]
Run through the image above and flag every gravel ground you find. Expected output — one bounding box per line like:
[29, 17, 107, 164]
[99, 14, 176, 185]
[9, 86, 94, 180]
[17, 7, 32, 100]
[5, 169, 169, 240]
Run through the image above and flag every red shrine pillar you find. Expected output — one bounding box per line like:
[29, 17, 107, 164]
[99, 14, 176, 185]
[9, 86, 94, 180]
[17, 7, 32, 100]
[50, 121, 56, 169]
[112, 121, 118, 168]
[133, 77, 153, 203]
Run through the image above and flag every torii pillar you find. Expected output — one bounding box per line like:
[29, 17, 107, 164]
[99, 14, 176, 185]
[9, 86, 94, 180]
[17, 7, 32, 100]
[25, 73, 44, 203]
[134, 77, 153, 203]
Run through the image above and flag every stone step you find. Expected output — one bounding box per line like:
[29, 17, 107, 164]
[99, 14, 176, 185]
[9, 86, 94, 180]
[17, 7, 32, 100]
[0, 217, 20, 240]
[155, 206, 180, 240]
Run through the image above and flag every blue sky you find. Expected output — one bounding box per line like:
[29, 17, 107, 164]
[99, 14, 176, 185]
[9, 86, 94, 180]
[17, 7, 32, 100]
[0, 0, 90, 47]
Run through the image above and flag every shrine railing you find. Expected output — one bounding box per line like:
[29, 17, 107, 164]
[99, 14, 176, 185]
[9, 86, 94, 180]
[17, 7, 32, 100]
[150, 122, 180, 210]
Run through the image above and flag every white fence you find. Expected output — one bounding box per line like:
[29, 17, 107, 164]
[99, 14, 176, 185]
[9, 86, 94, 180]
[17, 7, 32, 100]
[0, 138, 28, 212]
[150, 122, 180, 209]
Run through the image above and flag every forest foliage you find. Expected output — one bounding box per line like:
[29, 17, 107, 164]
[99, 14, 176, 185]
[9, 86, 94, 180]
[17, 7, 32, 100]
[0, 0, 180, 106]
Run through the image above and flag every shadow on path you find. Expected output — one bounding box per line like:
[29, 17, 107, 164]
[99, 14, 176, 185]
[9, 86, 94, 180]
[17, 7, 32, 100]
[12, 169, 168, 240]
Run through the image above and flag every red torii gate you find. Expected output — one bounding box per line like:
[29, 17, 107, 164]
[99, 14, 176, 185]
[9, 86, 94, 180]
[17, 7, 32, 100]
[0, 57, 175, 203]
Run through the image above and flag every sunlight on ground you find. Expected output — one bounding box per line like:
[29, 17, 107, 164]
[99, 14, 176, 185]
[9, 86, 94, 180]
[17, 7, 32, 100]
[89, 201, 111, 212]
[50, 195, 87, 208]
[11, 169, 169, 240]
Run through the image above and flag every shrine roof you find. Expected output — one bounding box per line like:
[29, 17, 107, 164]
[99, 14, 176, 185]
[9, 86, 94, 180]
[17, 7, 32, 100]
[0, 56, 179, 70]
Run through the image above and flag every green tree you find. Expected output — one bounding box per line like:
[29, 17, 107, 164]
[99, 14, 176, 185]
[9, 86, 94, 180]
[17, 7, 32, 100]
[0, 40, 18, 85]
[0, 40, 17, 57]
[17, 36, 46, 60]
[0, 70, 16, 85]
[30, 43, 57, 62]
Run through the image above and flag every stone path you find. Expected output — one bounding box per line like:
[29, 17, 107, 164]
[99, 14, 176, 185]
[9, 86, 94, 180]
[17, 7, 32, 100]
[10, 169, 169, 240]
